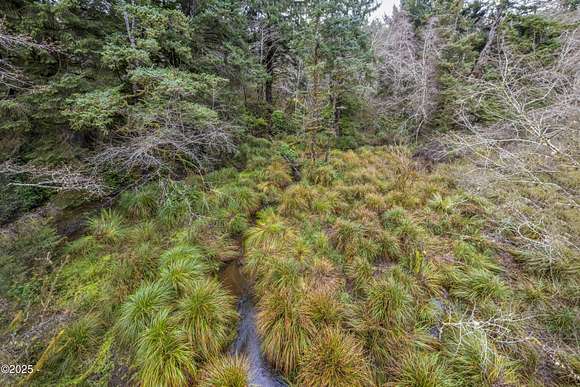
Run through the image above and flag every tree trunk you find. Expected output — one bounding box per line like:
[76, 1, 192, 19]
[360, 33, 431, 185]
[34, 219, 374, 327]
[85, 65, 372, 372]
[331, 92, 341, 137]
[263, 37, 276, 105]
[471, 5, 505, 78]
[181, 0, 198, 17]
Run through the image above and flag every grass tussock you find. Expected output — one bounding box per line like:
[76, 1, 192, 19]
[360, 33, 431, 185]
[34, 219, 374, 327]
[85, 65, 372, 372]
[88, 209, 125, 244]
[257, 291, 310, 375]
[198, 355, 249, 387]
[297, 327, 372, 387]
[397, 352, 453, 387]
[136, 309, 195, 387]
[177, 278, 238, 360]
[9, 144, 578, 386]
[117, 281, 172, 343]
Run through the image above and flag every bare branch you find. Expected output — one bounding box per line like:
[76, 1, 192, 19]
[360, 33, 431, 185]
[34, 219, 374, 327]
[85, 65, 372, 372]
[0, 162, 106, 196]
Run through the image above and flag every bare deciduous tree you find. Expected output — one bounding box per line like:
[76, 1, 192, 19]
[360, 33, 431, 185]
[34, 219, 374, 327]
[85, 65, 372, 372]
[446, 27, 579, 204]
[90, 100, 235, 175]
[374, 9, 440, 138]
[441, 20, 580, 280]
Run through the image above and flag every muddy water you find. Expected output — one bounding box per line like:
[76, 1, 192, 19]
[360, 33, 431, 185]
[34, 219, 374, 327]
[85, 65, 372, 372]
[220, 262, 287, 387]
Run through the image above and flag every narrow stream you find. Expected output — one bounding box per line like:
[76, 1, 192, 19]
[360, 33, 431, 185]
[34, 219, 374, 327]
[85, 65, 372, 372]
[221, 262, 287, 387]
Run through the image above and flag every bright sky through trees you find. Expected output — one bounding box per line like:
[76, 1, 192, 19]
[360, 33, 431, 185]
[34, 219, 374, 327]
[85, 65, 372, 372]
[373, 0, 397, 19]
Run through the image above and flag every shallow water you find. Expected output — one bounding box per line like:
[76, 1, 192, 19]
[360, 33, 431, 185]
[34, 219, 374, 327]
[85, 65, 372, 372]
[223, 262, 287, 387]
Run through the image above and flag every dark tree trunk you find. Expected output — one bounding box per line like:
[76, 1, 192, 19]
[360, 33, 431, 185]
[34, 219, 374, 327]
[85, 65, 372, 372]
[181, 0, 198, 17]
[263, 37, 276, 105]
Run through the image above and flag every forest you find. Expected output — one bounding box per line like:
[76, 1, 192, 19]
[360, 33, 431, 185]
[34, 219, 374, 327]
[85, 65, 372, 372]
[0, 0, 578, 386]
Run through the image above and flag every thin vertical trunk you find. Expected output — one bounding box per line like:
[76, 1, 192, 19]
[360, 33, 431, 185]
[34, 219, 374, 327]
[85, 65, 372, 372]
[472, 5, 505, 78]
[264, 38, 275, 105]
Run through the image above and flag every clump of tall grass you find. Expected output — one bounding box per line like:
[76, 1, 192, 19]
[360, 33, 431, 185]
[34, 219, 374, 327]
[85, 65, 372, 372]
[257, 290, 310, 375]
[128, 220, 159, 244]
[345, 256, 374, 293]
[135, 309, 195, 387]
[545, 306, 578, 343]
[117, 281, 172, 343]
[364, 192, 387, 212]
[279, 183, 317, 216]
[244, 207, 294, 252]
[63, 235, 101, 257]
[301, 290, 345, 333]
[88, 209, 125, 244]
[305, 257, 343, 294]
[214, 184, 261, 215]
[377, 230, 402, 262]
[397, 351, 453, 387]
[516, 247, 579, 279]
[118, 184, 159, 219]
[201, 235, 239, 263]
[159, 257, 210, 295]
[157, 182, 193, 228]
[428, 193, 459, 214]
[448, 267, 508, 303]
[47, 314, 103, 375]
[336, 183, 375, 201]
[381, 206, 408, 229]
[312, 190, 345, 215]
[176, 278, 238, 360]
[159, 245, 204, 266]
[57, 254, 112, 311]
[331, 218, 366, 257]
[256, 256, 305, 296]
[453, 241, 501, 272]
[366, 275, 413, 326]
[443, 329, 518, 386]
[265, 160, 293, 188]
[198, 355, 249, 387]
[297, 327, 372, 387]
[306, 163, 337, 186]
[226, 213, 250, 236]
[391, 216, 425, 255]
